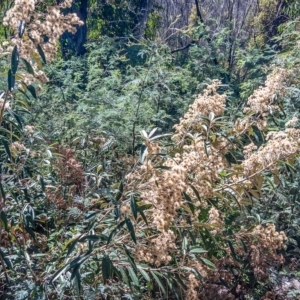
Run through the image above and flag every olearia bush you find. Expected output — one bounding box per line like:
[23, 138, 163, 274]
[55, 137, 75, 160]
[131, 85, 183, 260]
[27, 71, 300, 298]
[1, 1, 300, 300]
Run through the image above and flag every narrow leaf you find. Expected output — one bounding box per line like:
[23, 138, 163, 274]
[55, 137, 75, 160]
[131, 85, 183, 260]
[189, 247, 207, 254]
[130, 194, 138, 220]
[50, 264, 69, 284]
[107, 220, 125, 245]
[27, 85, 37, 99]
[8, 69, 15, 91]
[102, 254, 113, 283]
[21, 58, 34, 75]
[125, 216, 136, 244]
[11, 45, 19, 74]
[0, 182, 6, 202]
[37, 44, 46, 65]
[115, 180, 124, 201]
[151, 271, 166, 295]
[138, 267, 151, 282]
[18, 20, 25, 38]
[123, 245, 138, 272]
[0, 211, 8, 231]
[128, 267, 139, 286]
[200, 257, 215, 268]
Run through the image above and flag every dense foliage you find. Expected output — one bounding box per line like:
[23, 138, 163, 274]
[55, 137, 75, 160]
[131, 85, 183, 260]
[0, 0, 300, 299]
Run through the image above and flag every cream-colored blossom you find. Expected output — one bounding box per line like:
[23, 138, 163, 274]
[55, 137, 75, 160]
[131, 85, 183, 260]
[11, 141, 26, 151]
[244, 68, 288, 130]
[25, 125, 35, 133]
[2, 0, 83, 84]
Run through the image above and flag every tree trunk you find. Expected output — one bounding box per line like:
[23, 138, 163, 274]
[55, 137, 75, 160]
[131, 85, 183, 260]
[133, 0, 154, 39]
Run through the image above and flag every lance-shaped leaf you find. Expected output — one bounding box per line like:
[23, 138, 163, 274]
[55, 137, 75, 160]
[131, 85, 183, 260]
[140, 144, 148, 164]
[200, 257, 215, 268]
[0, 182, 6, 202]
[50, 264, 69, 284]
[102, 254, 113, 283]
[189, 247, 207, 254]
[130, 194, 138, 220]
[118, 266, 130, 287]
[18, 20, 25, 38]
[11, 46, 19, 74]
[8, 69, 15, 91]
[151, 271, 166, 295]
[6, 109, 23, 129]
[73, 267, 82, 295]
[125, 216, 136, 244]
[2, 140, 11, 161]
[21, 58, 34, 75]
[0, 250, 12, 270]
[115, 180, 124, 202]
[37, 44, 47, 65]
[123, 245, 138, 272]
[107, 220, 125, 245]
[0, 211, 8, 231]
[128, 267, 139, 287]
[137, 266, 151, 282]
[228, 240, 241, 262]
[27, 85, 37, 99]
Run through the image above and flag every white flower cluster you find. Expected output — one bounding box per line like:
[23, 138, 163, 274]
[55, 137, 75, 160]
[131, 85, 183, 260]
[2, 0, 83, 83]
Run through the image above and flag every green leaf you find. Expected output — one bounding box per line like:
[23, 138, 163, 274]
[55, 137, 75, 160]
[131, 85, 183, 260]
[130, 194, 138, 220]
[240, 239, 248, 253]
[151, 271, 166, 295]
[8, 69, 15, 91]
[123, 245, 138, 272]
[107, 220, 125, 245]
[190, 185, 201, 201]
[138, 205, 149, 225]
[67, 236, 82, 257]
[128, 267, 139, 287]
[70, 264, 81, 281]
[50, 264, 69, 284]
[115, 180, 124, 201]
[118, 266, 130, 287]
[189, 247, 207, 254]
[78, 235, 102, 243]
[181, 266, 203, 281]
[37, 44, 46, 65]
[148, 127, 158, 138]
[21, 58, 34, 75]
[0, 250, 12, 270]
[40, 177, 46, 192]
[11, 45, 19, 74]
[73, 267, 82, 295]
[204, 141, 210, 157]
[0, 211, 8, 231]
[69, 252, 91, 269]
[102, 254, 113, 283]
[138, 267, 151, 282]
[182, 236, 188, 254]
[200, 257, 215, 268]
[140, 144, 148, 164]
[18, 20, 25, 38]
[228, 240, 241, 262]
[183, 192, 195, 214]
[125, 216, 136, 244]
[0, 182, 6, 202]
[27, 85, 37, 99]
[6, 109, 23, 129]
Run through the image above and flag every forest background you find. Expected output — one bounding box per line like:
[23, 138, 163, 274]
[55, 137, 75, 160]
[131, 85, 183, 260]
[1, 0, 300, 299]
